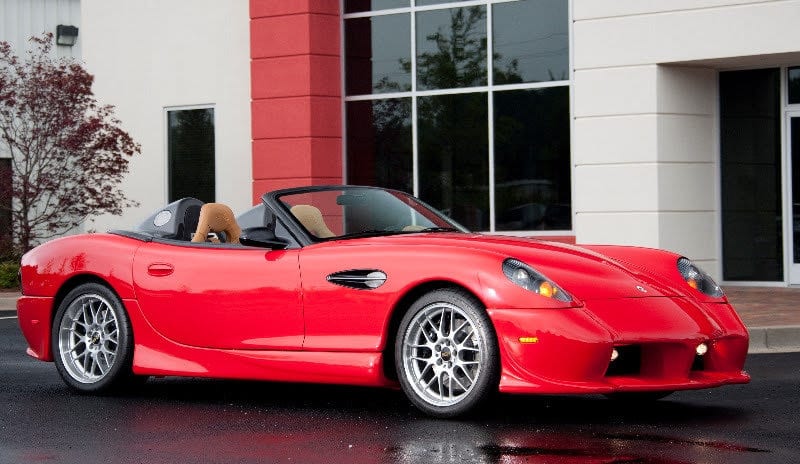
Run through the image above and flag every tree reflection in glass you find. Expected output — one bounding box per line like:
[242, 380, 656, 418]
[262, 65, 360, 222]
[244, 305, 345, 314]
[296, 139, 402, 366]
[415, 6, 487, 91]
[418, 93, 488, 231]
[347, 99, 413, 194]
[344, 1, 572, 231]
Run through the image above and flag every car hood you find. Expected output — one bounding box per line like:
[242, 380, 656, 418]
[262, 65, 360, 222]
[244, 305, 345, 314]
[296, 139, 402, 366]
[360, 233, 680, 300]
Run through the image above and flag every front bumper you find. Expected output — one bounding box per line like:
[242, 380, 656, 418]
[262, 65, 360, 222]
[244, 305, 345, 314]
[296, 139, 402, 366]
[17, 296, 55, 361]
[489, 297, 750, 394]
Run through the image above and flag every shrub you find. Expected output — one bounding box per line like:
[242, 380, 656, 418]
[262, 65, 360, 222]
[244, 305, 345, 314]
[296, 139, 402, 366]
[0, 260, 19, 289]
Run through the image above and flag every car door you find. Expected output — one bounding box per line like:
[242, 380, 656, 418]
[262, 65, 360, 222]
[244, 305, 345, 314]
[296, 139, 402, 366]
[132, 241, 303, 350]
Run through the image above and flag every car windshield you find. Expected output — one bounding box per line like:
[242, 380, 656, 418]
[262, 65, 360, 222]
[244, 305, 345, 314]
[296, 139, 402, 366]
[277, 187, 468, 240]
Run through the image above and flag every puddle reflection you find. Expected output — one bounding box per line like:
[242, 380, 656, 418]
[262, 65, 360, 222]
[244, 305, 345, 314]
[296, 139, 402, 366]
[29, 378, 765, 464]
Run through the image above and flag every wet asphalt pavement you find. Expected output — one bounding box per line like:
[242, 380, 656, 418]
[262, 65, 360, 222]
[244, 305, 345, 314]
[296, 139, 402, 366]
[1, 314, 798, 464]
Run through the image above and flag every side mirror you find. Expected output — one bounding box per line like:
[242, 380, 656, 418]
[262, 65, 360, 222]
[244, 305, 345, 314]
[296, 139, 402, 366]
[240, 227, 289, 249]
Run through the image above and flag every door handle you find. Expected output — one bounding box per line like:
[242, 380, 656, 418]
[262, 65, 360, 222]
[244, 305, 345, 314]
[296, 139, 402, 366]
[147, 263, 174, 277]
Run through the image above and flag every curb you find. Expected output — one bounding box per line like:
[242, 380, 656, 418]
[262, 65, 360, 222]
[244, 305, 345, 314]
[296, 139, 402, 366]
[748, 326, 800, 354]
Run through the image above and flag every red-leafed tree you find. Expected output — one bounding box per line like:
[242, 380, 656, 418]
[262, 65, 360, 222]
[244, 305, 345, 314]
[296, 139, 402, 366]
[0, 33, 139, 254]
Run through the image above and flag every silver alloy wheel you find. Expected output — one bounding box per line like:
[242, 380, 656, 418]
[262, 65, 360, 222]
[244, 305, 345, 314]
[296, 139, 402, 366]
[57, 293, 120, 384]
[401, 301, 484, 407]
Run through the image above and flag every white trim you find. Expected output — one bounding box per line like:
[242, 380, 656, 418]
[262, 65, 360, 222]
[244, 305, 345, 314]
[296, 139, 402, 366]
[340, 0, 348, 183]
[343, 0, 520, 19]
[787, 108, 800, 284]
[781, 67, 790, 285]
[163, 103, 216, 111]
[343, 7, 412, 19]
[487, 2, 495, 231]
[345, 80, 569, 101]
[568, 0, 576, 236]
[411, 7, 419, 197]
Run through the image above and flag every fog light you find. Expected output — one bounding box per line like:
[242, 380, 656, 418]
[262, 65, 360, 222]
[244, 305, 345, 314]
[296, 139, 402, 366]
[610, 348, 619, 362]
[696, 343, 708, 356]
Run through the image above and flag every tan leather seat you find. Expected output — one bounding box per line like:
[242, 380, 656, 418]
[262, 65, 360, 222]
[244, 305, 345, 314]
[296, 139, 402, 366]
[191, 203, 241, 244]
[290, 204, 335, 238]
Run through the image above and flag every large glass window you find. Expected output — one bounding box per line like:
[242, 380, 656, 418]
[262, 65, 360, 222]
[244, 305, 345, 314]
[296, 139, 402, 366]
[419, 92, 489, 230]
[167, 107, 215, 203]
[416, 6, 487, 91]
[720, 69, 782, 281]
[494, 87, 571, 231]
[493, 0, 568, 84]
[347, 98, 413, 193]
[345, 14, 411, 95]
[344, 0, 571, 232]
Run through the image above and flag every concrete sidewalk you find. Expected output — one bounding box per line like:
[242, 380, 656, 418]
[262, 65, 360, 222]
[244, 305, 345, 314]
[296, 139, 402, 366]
[2, 287, 799, 353]
[0, 292, 18, 312]
[725, 286, 800, 354]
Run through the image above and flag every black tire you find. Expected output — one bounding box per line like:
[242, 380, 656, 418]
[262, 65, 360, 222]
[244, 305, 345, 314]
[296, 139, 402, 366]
[604, 391, 674, 402]
[51, 283, 138, 393]
[395, 288, 499, 418]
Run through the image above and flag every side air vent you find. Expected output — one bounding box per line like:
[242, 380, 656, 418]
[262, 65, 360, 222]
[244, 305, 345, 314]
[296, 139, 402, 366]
[326, 270, 387, 290]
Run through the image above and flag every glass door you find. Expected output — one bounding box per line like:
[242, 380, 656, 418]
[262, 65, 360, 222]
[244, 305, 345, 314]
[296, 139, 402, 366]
[790, 113, 800, 284]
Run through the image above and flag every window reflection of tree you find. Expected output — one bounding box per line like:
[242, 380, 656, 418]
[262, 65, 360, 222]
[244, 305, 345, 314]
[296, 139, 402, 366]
[372, 98, 413, 193]
[415, 7, 487, 90]
[364, 5, 568, 231]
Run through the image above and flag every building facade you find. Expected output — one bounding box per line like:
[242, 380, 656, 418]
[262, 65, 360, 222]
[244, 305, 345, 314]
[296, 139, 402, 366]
[2, 0, 800, 286]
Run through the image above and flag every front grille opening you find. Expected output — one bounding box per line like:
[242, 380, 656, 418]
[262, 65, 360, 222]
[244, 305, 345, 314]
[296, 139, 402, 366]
[691, 354, 705, 371]
[605, 345, 641, 377]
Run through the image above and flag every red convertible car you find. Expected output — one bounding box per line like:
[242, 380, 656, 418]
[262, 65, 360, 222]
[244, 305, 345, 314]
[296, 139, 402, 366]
[17, 185, 749, 417]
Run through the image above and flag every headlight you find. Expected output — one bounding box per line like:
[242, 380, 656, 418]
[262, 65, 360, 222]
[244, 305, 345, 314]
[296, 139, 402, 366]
[502, 258, 572, 302]
[677, 257, 723, 297]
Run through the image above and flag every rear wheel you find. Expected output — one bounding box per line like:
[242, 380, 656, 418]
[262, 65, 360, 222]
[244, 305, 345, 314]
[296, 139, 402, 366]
[52, 283, 139, 393]
[395, 289, 499, 418]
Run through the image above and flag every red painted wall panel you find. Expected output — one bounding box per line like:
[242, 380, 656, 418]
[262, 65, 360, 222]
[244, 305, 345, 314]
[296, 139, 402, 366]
[252, 138, 341, 180]
[250, 0, 338, 19]
[309, 55, 341, 97]
[250, 15, 311, 59]
[252, 55, 340, 99]
[250, 14, 339, 59]
[253, 139, 313, 179]
[252, 96, 340, 140]
[307, 13, 341, 56]
[250, 0, 342, 198]
[251, 56, 311, 99]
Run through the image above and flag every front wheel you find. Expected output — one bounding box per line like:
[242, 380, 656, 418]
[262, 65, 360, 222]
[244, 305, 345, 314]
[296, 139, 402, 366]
[52, 283, 137, 393]
[395, 288, 499, 418]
